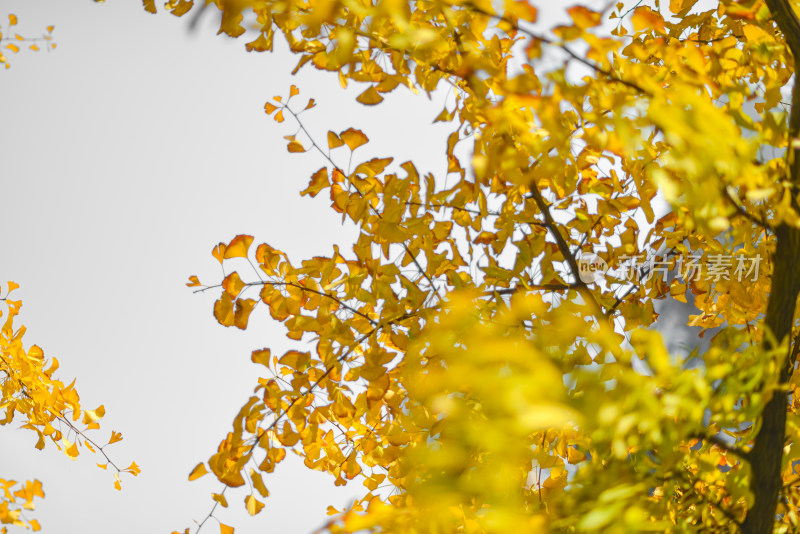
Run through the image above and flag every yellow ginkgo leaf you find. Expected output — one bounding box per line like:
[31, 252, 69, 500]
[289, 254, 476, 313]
[223, 235, 253, 259]
[82, 405, 106, 424]
[245, 494, 265, 516]
[340, 128, 369, 150]
[566, 5, 601, 29]
[188, 462, 208, 481]
[301, 168, 329, 197]
[287, 141, 305, 153]
[251, 348, 271, 366]
[328, 131, 344, 149]
[222, 272, 245, 298]
[233, 298, 256, 330]
[214, 293, 235, 326]
[356, 86, 383, 105]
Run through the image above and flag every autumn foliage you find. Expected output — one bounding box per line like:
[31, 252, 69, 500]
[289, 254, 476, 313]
[0, 283, 136, 531]
[127, 0, 800, 532]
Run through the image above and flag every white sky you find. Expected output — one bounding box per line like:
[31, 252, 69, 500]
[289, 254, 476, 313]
[0, 1, 624, 533]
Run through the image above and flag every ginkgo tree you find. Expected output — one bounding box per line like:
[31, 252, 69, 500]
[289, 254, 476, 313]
[147, 0, 800, 532]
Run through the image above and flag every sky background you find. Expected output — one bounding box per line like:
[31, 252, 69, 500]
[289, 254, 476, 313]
[0, 1, 696, 533]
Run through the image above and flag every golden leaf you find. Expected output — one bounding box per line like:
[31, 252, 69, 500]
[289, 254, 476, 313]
[223, 235, 253, 259]
[233, 298, 256, 330]
[566, 6, 601, 29]
[214, 293, 235, 326]
[631, 6, 665, 33]
[251, 348, 271, 366]
[356, 86, 383, 105]
[287, 141, 305, 153]
[212, 243, 227, 263]
[188, 463, 208, 481]
[340, 128, 369, 150]
[328, 131, 344, 149]
[245, 494, 265, 516]
[301, 168, 329, 197]
[222, 272, 245, 298]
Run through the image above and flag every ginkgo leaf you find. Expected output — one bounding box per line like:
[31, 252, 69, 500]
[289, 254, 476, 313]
[186, 275, 201, 287]
[82, 405, 106, 424]
[566, 6, 601, 29]
[214, 293, 235, 326]
[287, 141, 305, 153]
[142, 0, 157, 14]
[356, 86, 383, 105]
[245, 494, 265, 516]
[631, 6, 665, 33]
[222, 272, 245, 298]
[64, 441, 79, 459]
[223, 235, 253, 259]
[264, 102, 278, 114]
[304, 98, 316, 110]
[125, 462, 141, 476]
[328, 131, 344, 149]
[251, 348, 271, 366]
[274, 110, 284, 123]
[188, 463, 208, 481]
[233, 298, 256, 330]
[213, 493, 229, 507]
[109, 431, 123, 444]
[340, 128, 369, 150]
[6, 44, 19, 53]
[290, 85, 299, 97]
[9, 14, 17, 26]
[246, 32, 273, 52]
[301, 168, 329, 197]
[220, 524, 234, 534]
[251, 470, 269, 497]
[165, 0, 194, 16]
[212, 243, 227, 263]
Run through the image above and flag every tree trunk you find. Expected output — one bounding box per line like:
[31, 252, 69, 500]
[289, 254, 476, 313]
[741, 226, 800, 533]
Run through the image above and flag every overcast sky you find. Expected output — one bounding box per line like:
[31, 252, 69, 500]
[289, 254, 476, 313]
[0, 1, 675, 533]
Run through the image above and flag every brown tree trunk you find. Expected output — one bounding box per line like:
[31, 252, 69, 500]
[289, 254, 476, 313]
[741, 226, 800, 534]
[741, 5, 800, 532]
